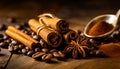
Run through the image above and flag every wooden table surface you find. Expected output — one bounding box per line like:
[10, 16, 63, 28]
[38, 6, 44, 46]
[0, 1, 120, 69]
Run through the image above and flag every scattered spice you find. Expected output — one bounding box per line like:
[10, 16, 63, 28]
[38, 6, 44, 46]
[99, 42, 120, 57]
[88, 21, 113, 36]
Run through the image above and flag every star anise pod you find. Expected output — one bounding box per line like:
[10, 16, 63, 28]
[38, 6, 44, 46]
[63, 36, 90, 59]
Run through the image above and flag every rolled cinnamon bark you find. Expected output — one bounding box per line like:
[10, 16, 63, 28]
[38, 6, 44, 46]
[5, 30, 36, 50]
[7, 26, 38, 43]
[28, 19, 62, 48]
[38, 13, 69, 33]
[63, 29, 78, 42]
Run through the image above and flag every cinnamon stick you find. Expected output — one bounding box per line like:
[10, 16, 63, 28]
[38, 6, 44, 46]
[5, 30, 35, 50]
[28, 19, 62, 48]
[38, 13, 69, 33]
[63, 29, 78, 42]
[7, 26, 38, 43]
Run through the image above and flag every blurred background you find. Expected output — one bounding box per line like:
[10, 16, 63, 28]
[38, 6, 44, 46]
[0, 0, 120, 26]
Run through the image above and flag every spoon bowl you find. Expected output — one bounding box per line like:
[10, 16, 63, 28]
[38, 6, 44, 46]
[84, 14, 117, 38]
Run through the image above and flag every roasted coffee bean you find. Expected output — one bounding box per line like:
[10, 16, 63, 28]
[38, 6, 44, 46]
[5, 39, 11, 43]
[95, 50, 106, 57]
[41, 48, 49, 53]
[14, 45, 19, 51]
[27, 51, 34, 57]
[3, 35, 9, 40]
[58, 51, 65, 58]
[11, 40, 19, 45]
[42, 54, 47, 60]
[21, 48, 27, 54]
[50, 49, 57, 53]
[0, 24, 7, 30]
[0, 34, 3, 38]
[25, 28, 31, 32]
[32, 35, 39, 40]
[32, 35, 40, 40]
[8, 45, 14, 52]
[15, 25, 23, 30]
[42, 54, 53, 61]
[25, 47, 30, 51]
[31, 32, 36, 36]
[88, 39, 100, 47]
[32, 52, 45, 60]
[0, 41, 9, 48]
[35, 48, 41, 52]
[18, 44, 25, 49]
[39, 39, 48, 48]
[52, 51, 60, 57]
[21, 29, 28, 34]
[7, 17, 16, 23]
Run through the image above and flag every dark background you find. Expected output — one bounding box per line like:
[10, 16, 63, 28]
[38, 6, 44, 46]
[0, 0, 120, 19]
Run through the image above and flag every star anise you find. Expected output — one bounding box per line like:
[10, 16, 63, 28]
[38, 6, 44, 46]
[63, 36, 90, 59]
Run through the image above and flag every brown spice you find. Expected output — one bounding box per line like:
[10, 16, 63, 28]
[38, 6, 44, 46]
[99, 43, 120, 57]
[88, 21, 113, 36]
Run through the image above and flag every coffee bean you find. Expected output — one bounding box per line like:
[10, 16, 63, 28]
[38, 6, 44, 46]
[39, 39, 48, 48]
[32, 52, 45, 60]
[18, 44, 25, 49]
[31, 32, 36, 36]
[0, 24, 7, 30]
[44, 54, 53, 61]
[50, 49, 57, 53]
[27, 51, 34, 57]
[15, 25, 23, 30]
[42, 54, 47, 60]
[95, 50, 106, 57]
[88, 39, 100, 47]
[35, 48, 41, 52]
[32, 35, 40, 40]
[25, 28, 31, 32]
[11, 40, 19, 45]
[0, 41, 9, 48]
[21, 48, 27, 54]
[58, 51, 65, 58]
[41, 48, 49, 53]
[14, 45, 19, 51]
[25, 47, 30, 51]
[8, 45, 14, 52]
[52, 52, 60, 57]
[0, 34, 3, 38]
[21, 30, 28, 34]
[3, 35, 9, 40]
[5, 39, 11, 43]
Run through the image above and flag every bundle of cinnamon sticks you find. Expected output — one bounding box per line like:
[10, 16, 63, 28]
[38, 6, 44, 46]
[28, 13, 78, 48]
[28, 19, 62, 48]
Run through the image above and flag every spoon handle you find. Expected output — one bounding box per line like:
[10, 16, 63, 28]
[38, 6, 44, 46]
[115, 9, 120, 25]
